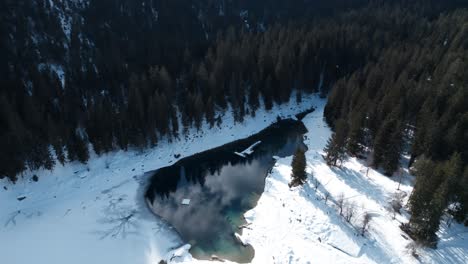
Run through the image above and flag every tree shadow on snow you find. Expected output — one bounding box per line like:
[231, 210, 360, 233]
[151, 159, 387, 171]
[93, 203, 140, 240]
[295, 176, 400, 263]
[423, 220, 468, 264]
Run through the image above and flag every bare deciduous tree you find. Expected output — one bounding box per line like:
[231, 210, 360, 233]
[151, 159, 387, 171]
[361, 212, 371, 236]
[312, 177, 321, 191]
[390, 192, 403, 219]
[324, 191, 330, 203]
[344, 201, 356, 223]
[365, 152, 374, 177]
[337, 192, 345, 216]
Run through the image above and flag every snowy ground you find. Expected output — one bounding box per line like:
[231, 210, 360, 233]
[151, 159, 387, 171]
[0, 94, 315, 264]
[1, 94, 467, 264]
[236, 100, 468, 264]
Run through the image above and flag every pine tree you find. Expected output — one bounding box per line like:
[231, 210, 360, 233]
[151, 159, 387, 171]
[423, 157, 459, 247]
[408, 154, 462, 246]
[424, 181, 447, 246]
[456, 166, 468, 223]
[443, 153, 463, 201]
[290, 148, 307, 187]
[324, 119, 348, 166]
[347, 110, 366, 157]
[409, 158, 436, 219]
[408, 158, 440, 244]
[383, 123, 403, 174]
[409, 104, 432, 167]
[0, 95, 27, 181]
[324, 79, 347, 127]
[67, 132, 89, 164]
[373, 109, 403, 176]
[0, 134, 25, 182]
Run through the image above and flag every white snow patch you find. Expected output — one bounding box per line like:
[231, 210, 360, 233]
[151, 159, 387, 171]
[235, 232, 247, 246]
[234, 141, 261, 158]
[50, 64, 66, 88]
[59, 13, 71, 41]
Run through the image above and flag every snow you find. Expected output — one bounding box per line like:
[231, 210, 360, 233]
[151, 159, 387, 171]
[234, 152, 246, 158]
[59, 12, 71, 41]
[50, 64, 66, 88]
[38, 63, 65, 89]
[234, 233, 247, 246]
[163, 244, 193, 263]
[235, 100, 468, 264]
[1, 94, 467, 264]
[24, 80, 33, 96]
[0, 93, 316, 264]
[234, 141, 261, 158]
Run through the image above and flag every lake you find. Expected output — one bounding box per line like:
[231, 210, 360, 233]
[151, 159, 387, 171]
[145, 117, 309, 262]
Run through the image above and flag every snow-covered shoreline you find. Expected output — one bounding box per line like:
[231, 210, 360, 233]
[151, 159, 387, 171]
[236, 100, 467, 264]
[0, 94, 320, 264]
[1, 94, 466, 264]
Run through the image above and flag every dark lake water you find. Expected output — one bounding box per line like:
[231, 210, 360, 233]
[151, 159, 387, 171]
[145, 118, 309, 262]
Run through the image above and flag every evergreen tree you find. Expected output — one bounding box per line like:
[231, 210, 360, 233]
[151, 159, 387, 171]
[408, 154, 463, 246]
[324, 79, 347, 127]
[290, 148, 307, 187]
[347, 110, 366, 157]
[443, 153, 463, 201]
[456, 166, 468, 223]
[420, 155, 460, 246]
[373, 109, 403, 176]
[408, 158, 440, 244]
[324, 119, 348, 167]
[67, 132, 89, 164]
[409, 103, 432, 167]
[424, 181, 448, 246]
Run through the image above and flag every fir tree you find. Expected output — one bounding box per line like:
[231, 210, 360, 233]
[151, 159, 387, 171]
[443, 153, 463, 201]
[456, 166, 468, 223]
[67, 133, 89, 164]
[324, 119, 348, 167]
[347, 110, 366, 157]
[373, 109, 403, 176]
[408, 158, 440, 244]
[290, 148, 307, 187]
[408, 154, 463, 246]
[424, 181, 448, 246]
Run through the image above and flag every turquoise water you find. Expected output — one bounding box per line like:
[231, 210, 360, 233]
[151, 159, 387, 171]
[145, 119, 308, 262]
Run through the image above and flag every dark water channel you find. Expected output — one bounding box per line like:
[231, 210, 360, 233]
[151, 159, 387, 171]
[145, 117, 309, 262]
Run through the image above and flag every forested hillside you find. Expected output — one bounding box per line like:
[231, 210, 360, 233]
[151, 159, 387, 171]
[323, 5, 468, 246]
[0, 0, 467, 255]
[1, 0, 371, 179]
[1, 1, 467, 247]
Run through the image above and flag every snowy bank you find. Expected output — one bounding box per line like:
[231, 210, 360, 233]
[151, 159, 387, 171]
[1, 94, 466, 264]
[0, 94, 319, 264]
[236, 99, 468, 264]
